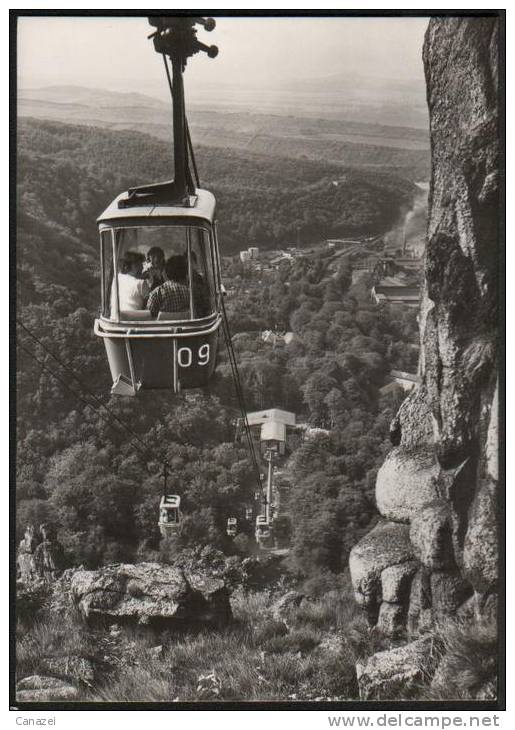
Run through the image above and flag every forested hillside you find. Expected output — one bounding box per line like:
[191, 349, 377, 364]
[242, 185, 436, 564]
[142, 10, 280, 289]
[17, 117, 416, 276]
[16, 117, 418, 579]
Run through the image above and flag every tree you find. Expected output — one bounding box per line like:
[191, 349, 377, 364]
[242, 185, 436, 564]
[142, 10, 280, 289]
[324, 387, 347, 429]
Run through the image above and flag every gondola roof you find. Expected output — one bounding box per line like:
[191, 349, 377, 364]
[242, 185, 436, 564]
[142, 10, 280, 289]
[97, 188, 216, 228]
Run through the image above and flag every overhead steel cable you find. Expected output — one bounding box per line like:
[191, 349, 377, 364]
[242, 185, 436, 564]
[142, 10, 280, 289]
[17, 340, 151, 461]
[19, 318, 261, 502]
[17, 319, 157, 459]
[222, 321, 262, 485]
[219, 297, 263, 493]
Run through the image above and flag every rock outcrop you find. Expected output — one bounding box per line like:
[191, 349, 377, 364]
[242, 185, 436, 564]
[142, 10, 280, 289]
[16, 675, 79, 702]
[70, 562, 232, 629]
[350, 16, 500, 637]
[349, 521, 414, 626]
[356, 636, 440, 700]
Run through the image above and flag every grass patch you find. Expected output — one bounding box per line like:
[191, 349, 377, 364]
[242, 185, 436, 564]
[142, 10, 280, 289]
[16, 612, 96, 681]
[95, 663, 177, 702]
[420, 618, 497, 700]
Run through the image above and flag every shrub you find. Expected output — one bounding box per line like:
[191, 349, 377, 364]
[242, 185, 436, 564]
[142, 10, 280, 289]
[231, 533, 254, 556]
[252, 618, 289, 645]
[263, 626, 322, 655]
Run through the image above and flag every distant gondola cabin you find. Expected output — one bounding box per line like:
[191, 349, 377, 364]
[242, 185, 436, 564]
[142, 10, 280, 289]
[255, 515, 272, 547]
[94, 189, 223, 395]
[158, 494, 182, 538]
[226, 517, 238, 538]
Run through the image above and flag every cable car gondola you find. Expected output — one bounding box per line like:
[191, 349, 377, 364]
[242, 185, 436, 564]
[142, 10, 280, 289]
[94, 190, 223, 395]
[226, 517, 238, 538]
[158, 494, 182, 538]
[94, 17, 223, 395]
[255, 515, 273, 548]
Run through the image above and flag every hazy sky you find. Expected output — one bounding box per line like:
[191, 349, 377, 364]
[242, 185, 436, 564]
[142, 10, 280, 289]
[18, 16, 428, 98]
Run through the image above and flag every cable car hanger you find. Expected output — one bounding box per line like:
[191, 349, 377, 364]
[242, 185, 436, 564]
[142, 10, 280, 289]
[119, 16, 218, 210]
[94, 15, 223, 396]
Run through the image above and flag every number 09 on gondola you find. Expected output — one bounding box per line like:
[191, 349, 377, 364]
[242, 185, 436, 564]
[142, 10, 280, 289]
[93, 191, 223, 396]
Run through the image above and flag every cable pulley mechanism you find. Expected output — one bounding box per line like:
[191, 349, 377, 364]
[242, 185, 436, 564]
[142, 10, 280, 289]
[149, 16, 218, 63]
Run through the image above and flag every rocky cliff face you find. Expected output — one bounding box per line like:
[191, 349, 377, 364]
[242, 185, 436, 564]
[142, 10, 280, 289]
[350, 17, 500, 636]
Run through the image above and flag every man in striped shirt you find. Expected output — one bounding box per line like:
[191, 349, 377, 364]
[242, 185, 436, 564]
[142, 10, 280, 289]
[147, 255, 190, 318]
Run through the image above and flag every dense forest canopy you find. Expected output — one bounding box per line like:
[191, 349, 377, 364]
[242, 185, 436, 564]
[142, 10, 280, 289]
[16, 118, 419, 579]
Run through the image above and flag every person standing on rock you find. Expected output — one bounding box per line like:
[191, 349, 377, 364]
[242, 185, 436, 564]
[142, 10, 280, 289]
[17, 525, 37, 582]
[33, 524, 63, 583]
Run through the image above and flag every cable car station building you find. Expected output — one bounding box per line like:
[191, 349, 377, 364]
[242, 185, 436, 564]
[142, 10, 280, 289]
[245, 408, 297, 457]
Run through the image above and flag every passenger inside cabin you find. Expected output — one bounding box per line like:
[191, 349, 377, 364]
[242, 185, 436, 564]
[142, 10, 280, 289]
[143, 246, 166, 291]
[147, 255, 190, 318]
[112, 251, 150, 314]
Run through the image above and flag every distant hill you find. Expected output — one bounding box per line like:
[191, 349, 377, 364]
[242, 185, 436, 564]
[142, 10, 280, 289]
[187, 69, 429, 129]
[19, 85, 168, 109]
[18, 85, 430, 180]
[188, 68, 429, 129]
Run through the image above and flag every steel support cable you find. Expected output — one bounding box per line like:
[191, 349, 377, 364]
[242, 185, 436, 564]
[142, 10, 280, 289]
[220, 314, 252, 450]
[21, 325, 262, 497]
[220, 304, 260, 477]
[162, 53, 200, 189]
[17, 319, 195, 468]
[223, 322, 262, 486]
[17, 320, 157, 458]
[219, 300, 263, 492]
[17, 340, 150, 461]
[211, 250, 260, 482]
[228, 349, 263, 491]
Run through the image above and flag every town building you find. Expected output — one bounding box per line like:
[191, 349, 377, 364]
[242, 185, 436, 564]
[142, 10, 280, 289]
[261, 330, 295, 346]
[244, 408, 297, 457]
[371, 275, 421, 306]
[239, 246, 260, 262]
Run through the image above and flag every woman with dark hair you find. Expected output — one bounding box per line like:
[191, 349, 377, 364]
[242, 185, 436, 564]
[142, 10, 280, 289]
[111, 250, 149, 314]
